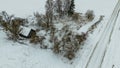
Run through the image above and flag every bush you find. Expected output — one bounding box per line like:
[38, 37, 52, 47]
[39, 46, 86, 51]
[34, 12, 49, 30]
[53, 40, 61, 54]
[49, 25, 88, 60]
[0, 11, 22, 41]
[13, 18, 28, 26]
[75, 32, 87, 45]
[85, 10, 95, 21]
[8, 18, 22, 41]
[0, 16, 2, 22]
[30, 35, 40, 44]
[72, 12, 80, 21]
[64, 51, 75, 60]
[30, 35, 45, 44]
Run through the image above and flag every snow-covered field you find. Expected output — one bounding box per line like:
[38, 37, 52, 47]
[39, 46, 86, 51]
[0, 0, 46, 17]
[78, 1, 120, 68]
[0, 0, 119, 68]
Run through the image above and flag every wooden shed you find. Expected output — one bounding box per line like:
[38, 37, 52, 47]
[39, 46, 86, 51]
[19, 27, 36, 38]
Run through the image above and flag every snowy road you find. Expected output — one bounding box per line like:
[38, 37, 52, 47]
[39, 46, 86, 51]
[76, 0, 120, 68]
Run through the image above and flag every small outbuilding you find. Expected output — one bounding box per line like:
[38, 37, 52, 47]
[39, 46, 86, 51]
[19, 27, 36, 38]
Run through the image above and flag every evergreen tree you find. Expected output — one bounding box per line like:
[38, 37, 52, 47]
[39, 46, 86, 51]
[68, 0, 75, 16]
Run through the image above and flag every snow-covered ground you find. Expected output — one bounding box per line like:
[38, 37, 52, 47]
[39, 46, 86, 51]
[0, 30, 74, 68]
[0, 0, 46, 17]
[75, 0, 119, 68]
[0, 0, 119, 68]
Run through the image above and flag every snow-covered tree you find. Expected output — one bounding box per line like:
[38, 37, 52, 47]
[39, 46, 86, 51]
[63, 0, 71, 16]
[45, 0, 54, 27]
[54, 0, 62, 17]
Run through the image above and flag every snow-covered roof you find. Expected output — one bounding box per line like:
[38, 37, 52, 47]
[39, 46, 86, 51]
[20, 27, 33, 36]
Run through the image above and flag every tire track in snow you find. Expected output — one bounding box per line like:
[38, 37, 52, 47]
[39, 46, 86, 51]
[108, 10, 120, 44]
[99, 10, 120, 68]
[85, 0, 120, 68]
[75, 12, 114, 68]
[84, 2, 120, 68]
[75, 19, 107, 68]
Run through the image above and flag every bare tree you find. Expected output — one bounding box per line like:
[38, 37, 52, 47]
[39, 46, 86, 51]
[63, 0, 71, 16]
[45, 0, 54, 28]
[54, 0, 62, 17]
[1, 11, 14, 24]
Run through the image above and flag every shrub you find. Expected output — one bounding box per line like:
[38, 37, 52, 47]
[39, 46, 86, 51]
[0, 11, 22, 41]
[50, 25, 88, 60]
[34, 12, 48, 30]
[8, 18, 22, 41]
[0, 11, 14, 23]
[30, 35, 40, 44]
[13, 18, 28, 26]
[72, 12, 80, 21]
[53, 41, 61, 54]
[30, 34, 45, 44]
[85, 10, 95, 21]
[64, 51, 75, 60]
[0, 16, 2, 22]
[75, 32, 87, 45]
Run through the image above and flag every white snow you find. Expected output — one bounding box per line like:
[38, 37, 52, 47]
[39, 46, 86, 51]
[101, 5, 120, 68]
[20, 27, 32, 36]
[0, 0, 120, 68]
[0, 0, 46, 17]
[0, 30, 74, 68]
[75, 0, 119, 68]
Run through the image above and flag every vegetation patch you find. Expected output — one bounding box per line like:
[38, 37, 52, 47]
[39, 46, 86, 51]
[0, 0, 103, 60]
